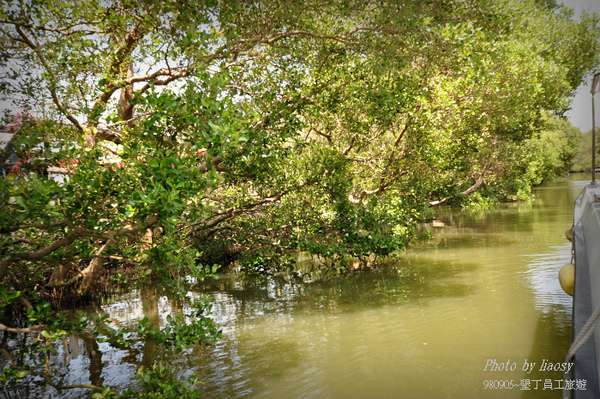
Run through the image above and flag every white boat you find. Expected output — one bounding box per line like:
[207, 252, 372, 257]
[566, 72, 600, 399]
[570, 183, 600, 398]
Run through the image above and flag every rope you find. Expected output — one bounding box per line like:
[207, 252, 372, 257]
[563, 304, 600, 399]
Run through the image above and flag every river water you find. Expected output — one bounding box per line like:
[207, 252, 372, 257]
[5, 175, 590, 398]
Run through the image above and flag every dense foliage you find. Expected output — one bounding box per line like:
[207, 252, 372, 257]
[572, 128, 596, 173]
[0, 0, 599, 396]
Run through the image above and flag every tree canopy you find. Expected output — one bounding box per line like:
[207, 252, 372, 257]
[0, 0, 599, 395]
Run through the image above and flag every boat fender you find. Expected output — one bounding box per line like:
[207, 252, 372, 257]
[558, 263, 575, 296]
[565, 226, 573, 242]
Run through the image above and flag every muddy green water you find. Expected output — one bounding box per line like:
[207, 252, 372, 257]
[9, 175, 589, 398]
[185, 177, 581, 399]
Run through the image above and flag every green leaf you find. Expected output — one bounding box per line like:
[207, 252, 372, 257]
[15, 371, 28, 379]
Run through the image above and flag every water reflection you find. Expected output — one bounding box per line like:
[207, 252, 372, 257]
[203, 258, 477, 317]
[2, 176, 586, 398]
[190, 176, 581, 399]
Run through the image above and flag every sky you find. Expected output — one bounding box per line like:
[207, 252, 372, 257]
[560, 0, 600, 132]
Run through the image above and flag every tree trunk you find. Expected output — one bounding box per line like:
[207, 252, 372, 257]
[119, 63, 134, 128]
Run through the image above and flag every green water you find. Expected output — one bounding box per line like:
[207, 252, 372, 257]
[7, 175, 588, 398]
[180, 177, 582, 399]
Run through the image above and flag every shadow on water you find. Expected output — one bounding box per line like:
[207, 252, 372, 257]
[198, 255, 479, 315]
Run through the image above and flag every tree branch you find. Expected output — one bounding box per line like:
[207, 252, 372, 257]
[0, 323, 44, 334]
[342, 134, 358, 156]
[239, 28, 366, 47]
[386, 120, 411, 167]
[0, 215, 158, 281]
[33, 370, 104, 393]
[46, 240, 113, 289]
[194, 180, 315, 234]
[13, 26, 85, 133]
[313, 128, 334, 147]
[7, 218, 76, 233]
[134, 69, 192, 96]
[429, 159, 494, 207]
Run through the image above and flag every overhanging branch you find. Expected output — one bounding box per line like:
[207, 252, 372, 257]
[0, 215, 158, 281]
[429, 159, 493, 207]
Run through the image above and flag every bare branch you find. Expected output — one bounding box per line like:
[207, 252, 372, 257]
[460, 160, 492, 196]
[19, 296, 33, 310]
[134, 69, 192, 97]
[14, 228, 102, 262]
[0, 323, 44, 334]
[106, 255, 138, 265]
[36, 371, 104, 393]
